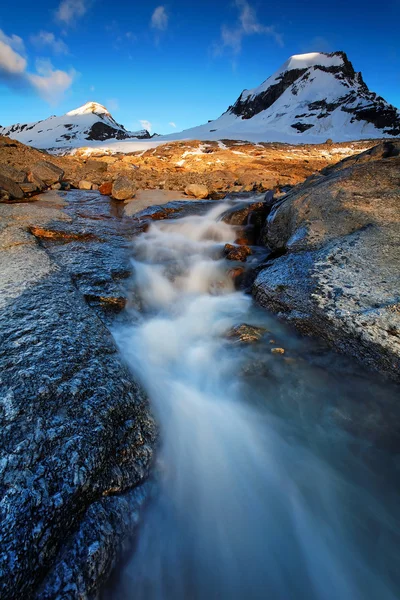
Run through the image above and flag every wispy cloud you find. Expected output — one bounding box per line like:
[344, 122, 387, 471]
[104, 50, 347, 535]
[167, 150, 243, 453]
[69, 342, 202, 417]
[0, 30, 25, 54]
[31, 31, 69, 55]
[214, 0, 283, 56]
[140, 119, 152, 132]
[0, 29, 75, 104]
[106, 98, 119, 111]
[169, 121, 176, 128]
[150, 6, 168, 31]
[55, 0, 89, 25]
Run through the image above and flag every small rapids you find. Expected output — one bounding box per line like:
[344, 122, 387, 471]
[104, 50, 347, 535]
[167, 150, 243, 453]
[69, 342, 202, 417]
[111, 200, 400, 600]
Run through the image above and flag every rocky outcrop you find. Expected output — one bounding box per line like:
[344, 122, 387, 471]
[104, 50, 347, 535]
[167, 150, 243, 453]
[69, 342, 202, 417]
[253, 141, 400, 381]
[0, 196, 156, 598]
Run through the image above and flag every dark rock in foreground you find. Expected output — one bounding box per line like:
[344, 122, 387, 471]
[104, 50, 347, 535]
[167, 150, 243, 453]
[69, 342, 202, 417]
[0, 199, 156, 598]
[254, 141, 400, 381]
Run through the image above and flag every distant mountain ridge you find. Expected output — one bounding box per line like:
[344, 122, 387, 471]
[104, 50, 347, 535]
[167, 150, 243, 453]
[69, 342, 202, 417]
[0, 101, 151, 149]
[164, 51, 400, 143]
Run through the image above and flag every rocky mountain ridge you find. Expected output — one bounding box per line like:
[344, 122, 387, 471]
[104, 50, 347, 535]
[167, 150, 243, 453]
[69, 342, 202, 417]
[0, 101, 151, 149]
[166, 51, 400, 143]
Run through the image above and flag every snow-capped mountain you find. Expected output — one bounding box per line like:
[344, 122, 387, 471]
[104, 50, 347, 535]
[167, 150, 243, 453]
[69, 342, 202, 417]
[166, 52, 400, 143]
[0, 101, 151, 149]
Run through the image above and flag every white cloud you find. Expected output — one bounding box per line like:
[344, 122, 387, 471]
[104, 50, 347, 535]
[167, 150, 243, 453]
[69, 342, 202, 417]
[169, 121, 176, 128]
[0, 30, 25, 54]
[151, 6, 168, 31]
[0, 39, 27, 75]
[31, 31, 69, 55]
[140, 119, 152, 132]
[28, 59, 76, 104]
[215, 0, 283, 56]
[0, 29, 75, 104]
[55, 0, 88, 25]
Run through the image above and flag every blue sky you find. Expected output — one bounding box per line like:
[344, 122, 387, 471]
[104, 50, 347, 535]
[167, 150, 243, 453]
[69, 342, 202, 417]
[0, 0, 399, 133]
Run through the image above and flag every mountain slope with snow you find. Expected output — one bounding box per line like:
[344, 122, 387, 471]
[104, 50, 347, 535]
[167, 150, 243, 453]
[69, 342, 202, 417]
[0, 101, 151, 149]
[164, 52, 400, 143]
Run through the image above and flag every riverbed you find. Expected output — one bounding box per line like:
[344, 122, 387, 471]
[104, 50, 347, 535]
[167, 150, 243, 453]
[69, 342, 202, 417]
[105, 196, 400, 599]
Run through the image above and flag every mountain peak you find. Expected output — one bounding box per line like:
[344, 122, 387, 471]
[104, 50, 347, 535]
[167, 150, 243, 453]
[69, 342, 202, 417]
[280, 51, 345, 73]
[66, 101, 111, 117]
[165, 50, 400, 143]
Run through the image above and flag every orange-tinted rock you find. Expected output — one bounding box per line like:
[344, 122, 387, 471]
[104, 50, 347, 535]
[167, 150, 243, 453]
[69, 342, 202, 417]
[224, 243, 252, 262]
[228, 266, 245, 280]
[99, 181, 113, 195]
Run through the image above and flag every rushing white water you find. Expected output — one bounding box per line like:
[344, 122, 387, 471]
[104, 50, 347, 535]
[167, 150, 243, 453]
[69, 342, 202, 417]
[112, 201, 400, 600]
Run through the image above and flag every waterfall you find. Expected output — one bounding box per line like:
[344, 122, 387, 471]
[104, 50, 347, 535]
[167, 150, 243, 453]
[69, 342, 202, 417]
[111, 200, 400, 600]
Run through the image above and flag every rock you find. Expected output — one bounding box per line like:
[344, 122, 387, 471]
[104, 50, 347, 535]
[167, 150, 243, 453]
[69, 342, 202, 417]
[0, 190, 10, 202]
[99, 181, 113, 195]
[79, 180, 93, 190]
[228, 266, 245, 281]
[226, 323, 267, 344]
[112, 176, 136, 200]
[224, 243, 252, 262]
[254, 144, 400, 381]
[85, 159, 108, 172]
[20, 182, 39, 194]
[0, 164, 27, 183]
[0, 173, 24, 199]
[0, 198, 156, 598]
[92, 183, 99, 191]
[271, 347, 285, 354]
[220, 198, 269, 244]
[27, 171, 46, 191]
[184, 183, 209, 199]
[51, 182, 62, 190]
[321, 140, 400, 178]
[31, 160, 64, 185]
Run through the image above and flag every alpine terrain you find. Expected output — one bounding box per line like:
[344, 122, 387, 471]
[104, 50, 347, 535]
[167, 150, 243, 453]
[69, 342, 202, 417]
[167, 51, 400, 143]
[0, 101, 151, 149]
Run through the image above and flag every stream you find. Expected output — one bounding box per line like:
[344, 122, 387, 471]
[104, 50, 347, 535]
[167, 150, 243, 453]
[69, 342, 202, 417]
[108, 199, 400, 600]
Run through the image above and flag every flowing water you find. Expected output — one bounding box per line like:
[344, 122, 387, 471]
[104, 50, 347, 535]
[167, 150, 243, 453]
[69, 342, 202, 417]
[111, 200, 400, 600]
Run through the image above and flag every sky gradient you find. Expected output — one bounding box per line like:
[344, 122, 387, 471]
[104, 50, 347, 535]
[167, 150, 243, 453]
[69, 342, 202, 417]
[0, 0, 399, 134]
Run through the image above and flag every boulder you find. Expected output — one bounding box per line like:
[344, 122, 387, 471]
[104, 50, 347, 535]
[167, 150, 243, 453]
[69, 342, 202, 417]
[27, 171, 46, 191]
[99, 181, 113, 195]
[51, 182, 62, 190]
[112, 176, 136, 200]
[184, 183, 209, 199]
[31, 160, 64, 186]
[20, 182, 39, 194]
[0, 164, 27, 183]
[79, 180, 93, 190]
[0, 173, 24, 199]
[253, 145, 400, 381]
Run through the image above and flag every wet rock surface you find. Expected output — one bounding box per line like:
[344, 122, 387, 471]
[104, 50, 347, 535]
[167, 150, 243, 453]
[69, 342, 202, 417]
[0, 192, 157, 598]
[254, 142, 400, 380]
